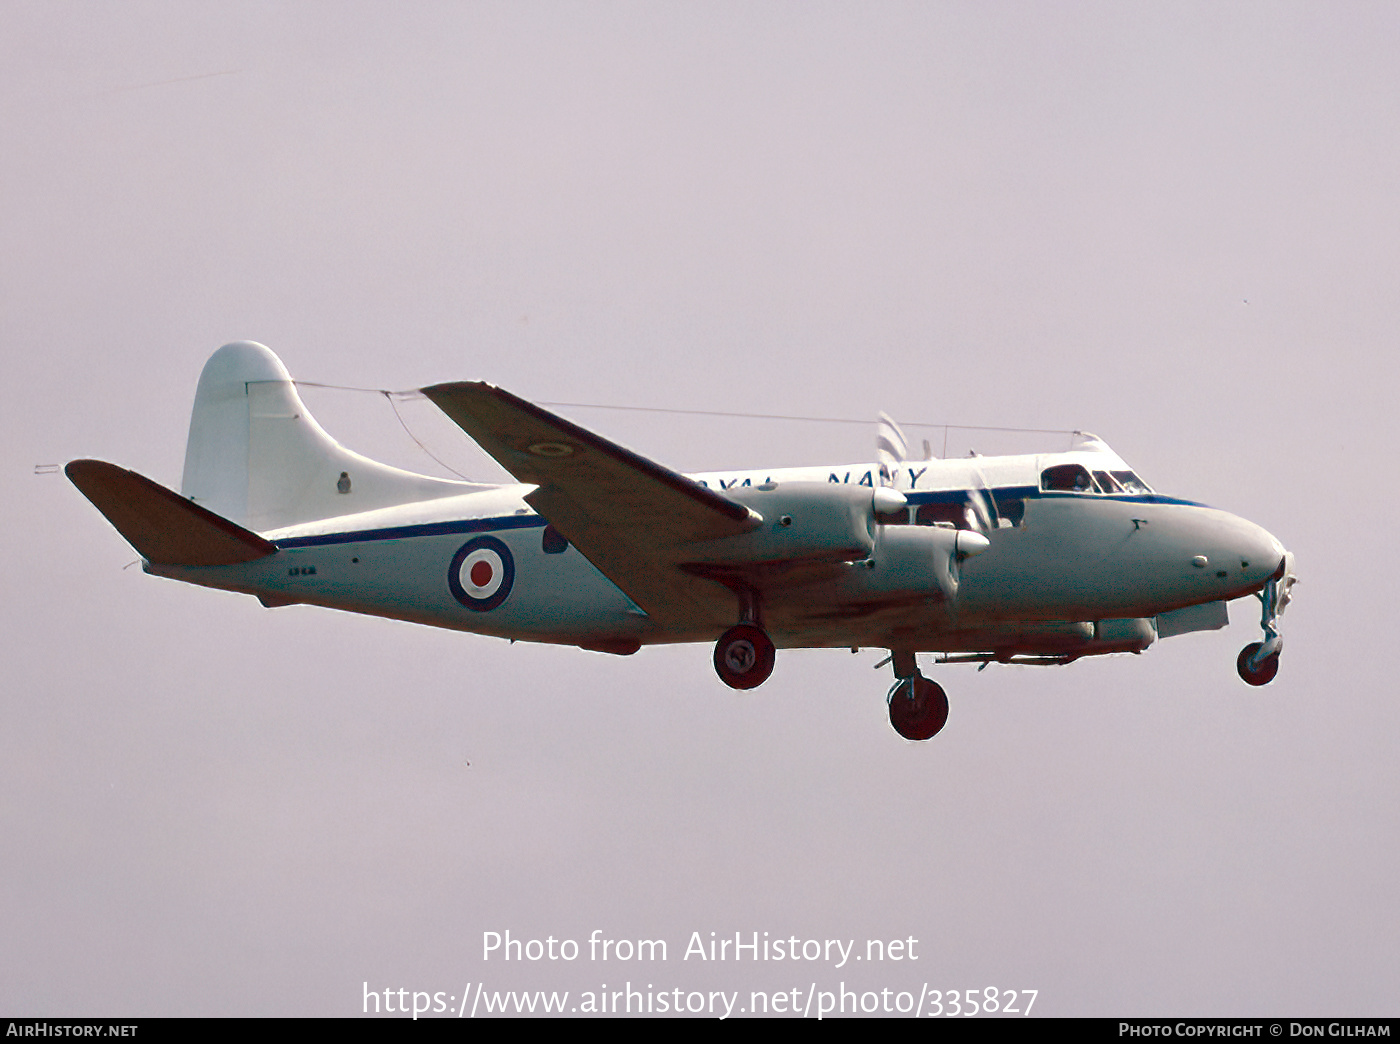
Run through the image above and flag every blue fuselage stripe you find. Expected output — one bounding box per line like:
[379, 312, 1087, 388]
[903, 486, 1208, 509]
[273, 513, 547, 549]
[272, 489, 1209, 550]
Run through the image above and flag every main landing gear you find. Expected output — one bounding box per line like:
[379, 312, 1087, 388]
[1237, 554, 1296, 687]
[885, 651, 948, 741]
[888, 674, 949, 741]
[713, 588, 776, 691]
[709, 595, 950, 741]
[713, 623, 776, 690]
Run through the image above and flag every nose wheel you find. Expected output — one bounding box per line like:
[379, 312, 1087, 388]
[714, 623, 775, 690]
[1236, 642, 1280, 686]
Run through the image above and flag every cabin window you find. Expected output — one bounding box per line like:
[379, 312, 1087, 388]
[1040, 463, 1095, 493]
[912, 490, 1000, 530]
[995, 497, 1025, 526]
[916, 502, 973, 529]
[542, 525, 569, 554]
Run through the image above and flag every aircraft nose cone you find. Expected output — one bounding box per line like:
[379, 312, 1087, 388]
[1229, 517, 1289, 593]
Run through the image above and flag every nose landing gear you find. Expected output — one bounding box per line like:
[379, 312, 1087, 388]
[1237, 553, 1296, 686]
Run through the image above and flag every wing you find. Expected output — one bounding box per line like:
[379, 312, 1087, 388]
[421, 382, 760, 630]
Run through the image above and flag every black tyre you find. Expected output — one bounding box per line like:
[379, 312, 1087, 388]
[888, 675, 949, 740]
[713, 624, 776, 690]
[1237, 643, 1280, 686]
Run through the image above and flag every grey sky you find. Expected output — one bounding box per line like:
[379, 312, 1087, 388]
[3, 1, 1396, 1016]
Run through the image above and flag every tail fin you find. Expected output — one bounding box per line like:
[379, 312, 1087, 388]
[180, 342, 470, 531]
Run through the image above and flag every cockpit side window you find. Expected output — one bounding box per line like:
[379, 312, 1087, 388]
[1040, 463, 1095, 493]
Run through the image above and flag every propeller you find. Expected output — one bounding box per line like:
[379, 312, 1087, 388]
[876, 411, 909, 486]
[874, 409, 996, 544]
[870, 413, 991, 620]
[963, 464, 996, 539]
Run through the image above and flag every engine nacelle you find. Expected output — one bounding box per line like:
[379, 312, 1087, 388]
[686, 482, 882, 564]
[837, 523, 991, 614]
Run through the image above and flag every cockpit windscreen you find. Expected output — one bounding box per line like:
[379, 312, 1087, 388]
[1041, 464, 1154, 494]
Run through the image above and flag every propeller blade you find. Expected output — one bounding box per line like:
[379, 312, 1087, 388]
[876, 412, 908, 470]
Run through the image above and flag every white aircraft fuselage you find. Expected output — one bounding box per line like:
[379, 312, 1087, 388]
[156, 459, 1281, 650]
[69, 342, 1295, 740]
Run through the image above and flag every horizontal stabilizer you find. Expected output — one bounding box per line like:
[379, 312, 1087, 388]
[66, 459, 277, 566]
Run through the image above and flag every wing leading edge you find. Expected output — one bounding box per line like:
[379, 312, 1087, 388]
[421, 382, 761, 630]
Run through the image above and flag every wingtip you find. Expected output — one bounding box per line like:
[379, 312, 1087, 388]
[420, 379, 494, 398]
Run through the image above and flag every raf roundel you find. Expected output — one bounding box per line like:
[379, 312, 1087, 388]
[448, 536, 515, 611]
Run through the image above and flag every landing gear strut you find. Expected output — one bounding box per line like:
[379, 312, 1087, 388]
[714, 623, 775, 690]
[1237, 553, 1295, 686]
[885, 651, 948, 740]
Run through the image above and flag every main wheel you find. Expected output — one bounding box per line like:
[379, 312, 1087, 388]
[713, 624, 776, 690]
[888, 675, 949, 740]
[1237, 643, 1280, 686]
